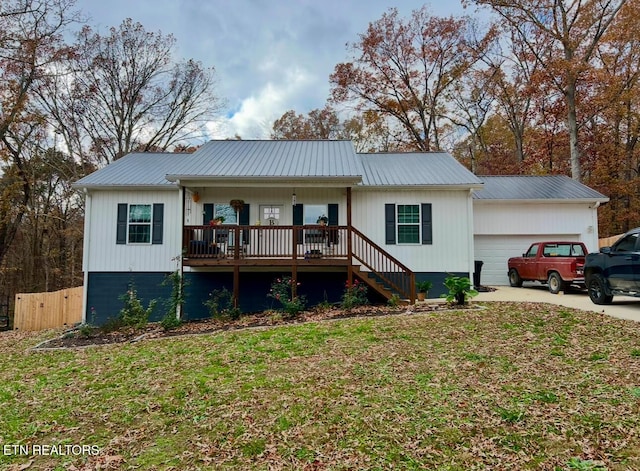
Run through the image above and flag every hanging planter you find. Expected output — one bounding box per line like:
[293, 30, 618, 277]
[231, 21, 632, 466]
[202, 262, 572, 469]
[229, 199, 244, 212]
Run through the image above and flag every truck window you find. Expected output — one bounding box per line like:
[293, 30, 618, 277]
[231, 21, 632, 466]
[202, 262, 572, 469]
[614, 233, 639, 252]
[571, 244, 585, 256]
[526, 245, 538, 257]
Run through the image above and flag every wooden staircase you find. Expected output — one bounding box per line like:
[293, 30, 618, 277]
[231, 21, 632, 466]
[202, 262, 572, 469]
[350, 227, 415, 303]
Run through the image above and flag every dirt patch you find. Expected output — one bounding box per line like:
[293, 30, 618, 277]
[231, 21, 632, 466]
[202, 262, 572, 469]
[35, 302, 471, 349]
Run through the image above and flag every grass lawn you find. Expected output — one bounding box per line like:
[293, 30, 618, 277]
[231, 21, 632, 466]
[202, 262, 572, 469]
[1, 301, 640, 470]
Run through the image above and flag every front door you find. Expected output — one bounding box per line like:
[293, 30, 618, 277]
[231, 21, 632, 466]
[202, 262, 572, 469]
[259, 205, 283, 226]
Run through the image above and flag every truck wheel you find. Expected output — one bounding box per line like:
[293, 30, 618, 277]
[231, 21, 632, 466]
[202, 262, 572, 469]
[588, 273, 613, 305]
[547, 272, 564, 294]
[508, 268, 523, 287]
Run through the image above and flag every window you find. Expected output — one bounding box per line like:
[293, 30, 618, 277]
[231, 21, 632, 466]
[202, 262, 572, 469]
[117, 203, 163, 245]
[615, 233, 639, 252]
[304, 204, 327, 225]
[214, 203, 237, 224]
[128, 204, 152, 243]
[397, 205, 420, 244]
[385, 203, 431, 245]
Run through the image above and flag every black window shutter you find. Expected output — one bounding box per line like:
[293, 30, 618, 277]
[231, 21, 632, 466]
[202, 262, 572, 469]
[328, 204, 338, 225]
[328, 203, 339, 245]
[293, 204, 304, 244]
[239, 203, 250, 245]
[385, 204, 396, 245]
[116, 203, 128, 244]
[203, 203, 214, 225]
[152, 203, 164, 244]
[421, 203, 432, 245]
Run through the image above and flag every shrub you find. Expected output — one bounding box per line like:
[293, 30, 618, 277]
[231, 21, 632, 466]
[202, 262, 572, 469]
[387, 294, 401, 308]
[268, 276, 306, 318]
[204, 287, 241, 320]
[341, 279, 368, 310]
[119, 286, 156, 328]
[442, 275, 478, 305]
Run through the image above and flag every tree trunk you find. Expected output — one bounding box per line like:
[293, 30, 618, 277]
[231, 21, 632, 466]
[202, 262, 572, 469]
[566, 82, 581, 181]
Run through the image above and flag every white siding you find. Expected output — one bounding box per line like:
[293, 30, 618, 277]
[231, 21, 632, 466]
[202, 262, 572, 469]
[352, 189, 474, 273]
[84, 189, 182, 272]
[473, 201, 600, 252]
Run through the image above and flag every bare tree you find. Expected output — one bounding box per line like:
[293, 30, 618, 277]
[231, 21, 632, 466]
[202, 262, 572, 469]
[38, 18, 223, 165]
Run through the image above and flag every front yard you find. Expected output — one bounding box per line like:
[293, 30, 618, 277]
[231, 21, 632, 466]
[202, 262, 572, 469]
[1, 302, 639, 470]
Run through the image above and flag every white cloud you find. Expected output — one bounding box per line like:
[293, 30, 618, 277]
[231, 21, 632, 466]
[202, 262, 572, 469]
[208, 66, 315, 139]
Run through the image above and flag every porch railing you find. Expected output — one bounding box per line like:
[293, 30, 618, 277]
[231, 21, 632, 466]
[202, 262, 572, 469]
[183, 224, 415, 302]
[350, 227, 416, 302]
[183, 225, 349, 259]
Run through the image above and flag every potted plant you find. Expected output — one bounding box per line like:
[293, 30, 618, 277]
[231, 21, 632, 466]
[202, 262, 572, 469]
[416, 280, 432, 301]
[210, 216, 225, 226]
[317, 215, 329, 226]
[229, 199, 244, 212]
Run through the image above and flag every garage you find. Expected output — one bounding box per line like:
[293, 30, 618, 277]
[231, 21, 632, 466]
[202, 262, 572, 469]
[474, 234, 580, 286]
[472, 176, 608, 286]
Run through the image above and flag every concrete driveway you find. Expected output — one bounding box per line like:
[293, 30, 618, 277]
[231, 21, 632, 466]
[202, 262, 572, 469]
[475, 283, 640, 322]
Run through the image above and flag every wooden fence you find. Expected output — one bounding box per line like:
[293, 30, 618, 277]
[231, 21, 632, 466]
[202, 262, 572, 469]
[599, 234, 623, 248]
[14, 286, 83, 331]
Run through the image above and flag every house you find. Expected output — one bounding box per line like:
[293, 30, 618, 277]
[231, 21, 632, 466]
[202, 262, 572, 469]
[74, 140, 483, 324]
[473, 175, 609, 285]
[73, 140, 608, 324]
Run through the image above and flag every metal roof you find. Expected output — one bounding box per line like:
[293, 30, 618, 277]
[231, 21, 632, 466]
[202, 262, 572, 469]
[166, 140, 363, 180]
[358, 152, 483, 187]
[73, 152, 181, 188]
[474, 175, 609, 201]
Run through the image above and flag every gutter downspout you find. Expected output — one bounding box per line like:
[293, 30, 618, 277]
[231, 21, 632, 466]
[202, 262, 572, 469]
[468, 188, 476, 286]
[81, 188, 92, 324]
[178, 183, 185, 320]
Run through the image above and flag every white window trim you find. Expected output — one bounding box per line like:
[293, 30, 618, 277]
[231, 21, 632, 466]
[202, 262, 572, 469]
[127, 203, 153, 245]
[396, 204, 421, 245]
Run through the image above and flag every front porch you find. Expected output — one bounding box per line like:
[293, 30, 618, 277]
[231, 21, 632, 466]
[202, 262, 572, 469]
[181, 223, 416, 304]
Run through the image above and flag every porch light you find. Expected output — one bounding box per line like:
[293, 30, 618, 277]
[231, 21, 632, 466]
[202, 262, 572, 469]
[292, 192, 296, 206]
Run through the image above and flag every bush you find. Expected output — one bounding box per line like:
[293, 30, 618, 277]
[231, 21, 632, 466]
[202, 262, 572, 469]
[442, 275, 478, 305]
[204, 288, 241, 320]
[268, 276, 306, 318]
[341, 279, 368, 310]
[119, 286, 156, 328]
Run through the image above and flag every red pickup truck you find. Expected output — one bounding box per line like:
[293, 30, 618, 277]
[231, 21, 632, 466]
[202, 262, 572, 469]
[507, 241, 587, 293]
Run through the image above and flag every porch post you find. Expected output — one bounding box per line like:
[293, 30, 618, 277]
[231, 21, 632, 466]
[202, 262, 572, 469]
[291, 265, 298, 299]
[347, 187, 353, 286]
[233, 265, 240, 308]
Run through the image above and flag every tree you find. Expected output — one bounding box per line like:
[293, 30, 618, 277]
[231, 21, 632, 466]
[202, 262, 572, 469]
[467, 0, 628, 181]
[0, 0, 79, 271]
[271, 106, 344, 140]
[330, 6, 495, 151]
[38, 18, 223, 165]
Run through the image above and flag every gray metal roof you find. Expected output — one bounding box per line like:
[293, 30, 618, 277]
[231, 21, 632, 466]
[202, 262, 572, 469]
[474, 175, 608, 201]
[73, 152, 182, 188]
[358, 152, 483, 187]
[166, 140, 363, 180]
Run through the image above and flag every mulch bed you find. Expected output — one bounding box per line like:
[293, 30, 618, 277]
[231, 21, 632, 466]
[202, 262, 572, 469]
[34, 301, 475, 350]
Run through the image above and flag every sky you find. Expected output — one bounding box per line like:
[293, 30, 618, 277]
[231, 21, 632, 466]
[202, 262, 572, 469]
[76, 1, 477, 141]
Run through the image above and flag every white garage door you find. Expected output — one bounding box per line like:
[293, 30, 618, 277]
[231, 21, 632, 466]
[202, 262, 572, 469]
[474, 234, 580, 286]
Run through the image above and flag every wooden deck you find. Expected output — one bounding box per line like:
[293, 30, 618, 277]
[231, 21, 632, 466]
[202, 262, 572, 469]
[183, 225, 349, 266]
[182, 224, 416, 303]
